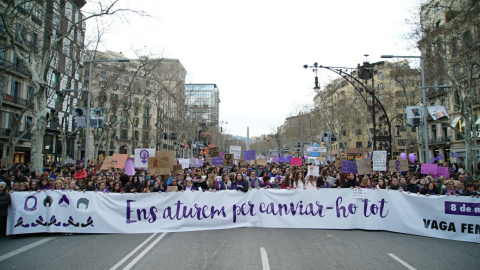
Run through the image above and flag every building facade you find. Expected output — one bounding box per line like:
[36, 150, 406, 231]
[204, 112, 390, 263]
[0, 0, 85, 165]
[78, 50, 187, 162]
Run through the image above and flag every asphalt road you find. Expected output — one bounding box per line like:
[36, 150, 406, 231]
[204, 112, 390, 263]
[1, 228, 479, 270]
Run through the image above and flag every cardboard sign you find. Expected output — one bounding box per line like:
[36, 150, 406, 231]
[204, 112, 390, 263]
[356, 158, 372, 175]
[94, 164, 102, 172]
[211, 157, 223, 166]
[290, 157, 303, 166]
[100, 156, 116, 171]
[311, 166, 320, 176]
[239, 160, 246, 166]
[372, 151, 387, 171]
[243, 150, 256, 161]
[230, 146, 242, 159]
[256, 158, 267, 166]
[341, 160, 358, 174]
[172, 164, 183, 175]
[64, 158, 76, 165]
[148, 157, 171, 175]
[111, 154, 129, 169]
[421, 163, 438, 175]
[209, 147, 221, 157]
[388, 160, 409, 172]
[167, 186, 178, 192]
[156, 151, 175, 169]
[223, 154, 234, 166]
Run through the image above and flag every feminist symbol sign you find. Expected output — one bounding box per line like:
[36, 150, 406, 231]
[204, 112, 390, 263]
[139, 150, 150, 164]
[395, 160, 400, 171]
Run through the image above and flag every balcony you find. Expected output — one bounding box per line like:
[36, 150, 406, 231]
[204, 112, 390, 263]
[429, 136, 450, 144]
[1, 92, 27, 107]
[142, 125, 150, 130]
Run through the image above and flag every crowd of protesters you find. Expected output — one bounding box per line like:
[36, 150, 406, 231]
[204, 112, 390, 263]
[1, 159, 480, 235]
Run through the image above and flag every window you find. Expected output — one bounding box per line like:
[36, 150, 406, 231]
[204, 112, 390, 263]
[134, 130, 139, 141]
[377, 72, 383, 79]
[99, 81, 106, 88]
[123, 86, 128, 92]
[143, 132, 149, 141]
[396, 102, 406, 109]
[355, 129, 362, 135]
[0, 76, 5, 93]
[378, 95, 385, 100]
[134, 107, 139, 116]
[100, 71, 106, 78]
[124, 76, 129, 83]
[395, 91, 404, 97]
[110, 129, 116, 139]
[133, 117, 139, 127]
[462, 30, 472, 49]
[144, 108, 150, 117]
[435, 21, 441, 28]
[11, 80, 21, 97]
[378, 83, 385, 90]
[409, 91, 415, 98]
[120, 129, 128, 140]
[356, 142, 363, 148]
[111, 94, 118, 101]
[112, 84, 119, 91]
[144, 118, 150, 126]
[0, 45, 6, 65]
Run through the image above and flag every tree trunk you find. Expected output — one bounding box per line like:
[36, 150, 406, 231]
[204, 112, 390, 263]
[30, 110, 48, 173]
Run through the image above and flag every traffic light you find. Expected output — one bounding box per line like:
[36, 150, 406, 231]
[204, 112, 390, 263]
[267, 137, 270, 142]
[163, 133, 167, 140]
[296, 141, 301, 148]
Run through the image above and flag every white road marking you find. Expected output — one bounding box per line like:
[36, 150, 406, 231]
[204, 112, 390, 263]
[260, 247, 270, 270]
[109, 233, 159, 270]
[388, 253, 417, 270]
[0, 237, 57, 262]
[123, 232, 168, 270]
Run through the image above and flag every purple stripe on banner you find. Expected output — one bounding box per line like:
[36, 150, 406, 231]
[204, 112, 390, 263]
[444, 201, 480, 216]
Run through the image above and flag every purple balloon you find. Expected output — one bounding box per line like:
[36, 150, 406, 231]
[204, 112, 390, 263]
[408, 153, 416, 163]
[400, 153, 407, 160]
[304, 155, 308, 159]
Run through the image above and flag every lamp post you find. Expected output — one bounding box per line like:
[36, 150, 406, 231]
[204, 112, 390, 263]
[64, 57, 130, 168]
[381, 55, 451, 163]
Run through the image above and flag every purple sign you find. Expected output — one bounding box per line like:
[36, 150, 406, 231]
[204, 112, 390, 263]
[243, 150, 256, 161]
[421, 163, 438, 175]
[286, 156, 292, 162]
[433, 166, 450, 179]
[445, 202, 480, 216]
[341, 160, 358, 174]
[211, 157, 223, 166]
[198, 159, 204, 167]
[273, 157, 280, 164]
[279, 157, 286, 163]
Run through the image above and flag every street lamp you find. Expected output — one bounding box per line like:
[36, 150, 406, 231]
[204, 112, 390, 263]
[381, 54, 451, 163]
[63, 57, 130, 168]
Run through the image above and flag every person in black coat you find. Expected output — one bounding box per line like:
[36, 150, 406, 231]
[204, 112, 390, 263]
[0, 181, 12, 236]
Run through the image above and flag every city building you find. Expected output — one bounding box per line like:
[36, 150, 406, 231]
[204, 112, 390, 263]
[0, 0, 85, 164]
[77, 50, 186, 161]
[419, 0, 479, 167]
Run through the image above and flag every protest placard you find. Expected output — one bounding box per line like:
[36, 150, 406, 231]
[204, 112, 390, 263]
[290, 158, 302, 165]
[172, 164, 183, 175]
[156, 151, 175, 169]
[341, 160, 358, 174]
[356, 158, 372, 175]
[256, 158, 267, 166]
[134, 148, 155, 168]
[243, 150, 256, 161]
[421, 163, 438, 175]
[229, 146, 242, 159]
[372, 151, 387, 171]
[100, 156, 115, 171]
[208, 147, 220, 157]
[311, 166, 320, 176]
[223, 154, 234, 166]
[388, 159, 409, 172]
[98, 154, 104, 164]
[167, 186, 178, 192]
[239, 160, 246, 166]
[148, 157, 171, 175]
[189, 158, 199, 168]
[434, 166, 450, 178]
[211, 157, 223, 166]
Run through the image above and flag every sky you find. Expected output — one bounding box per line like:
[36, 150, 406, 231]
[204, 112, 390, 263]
[85, 0, 422, 138]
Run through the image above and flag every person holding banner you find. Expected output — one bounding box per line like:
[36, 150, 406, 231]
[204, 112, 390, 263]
[183, 178, 197, 192]
[231, 173, 248, 192]
[344, 173, 360, 189]
[213, 173, 230, 191]
[0, 181, 11, 236]
[441, 181, 460, 196]
[281, 173, 294, 189]
[247, 171, 262, 189]
[293, 171, 306, 189]
[420, 182, 438, 196]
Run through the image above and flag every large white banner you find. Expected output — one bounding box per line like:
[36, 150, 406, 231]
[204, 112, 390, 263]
[134, 148, 156, 168]
[7, 190, 480, 243]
